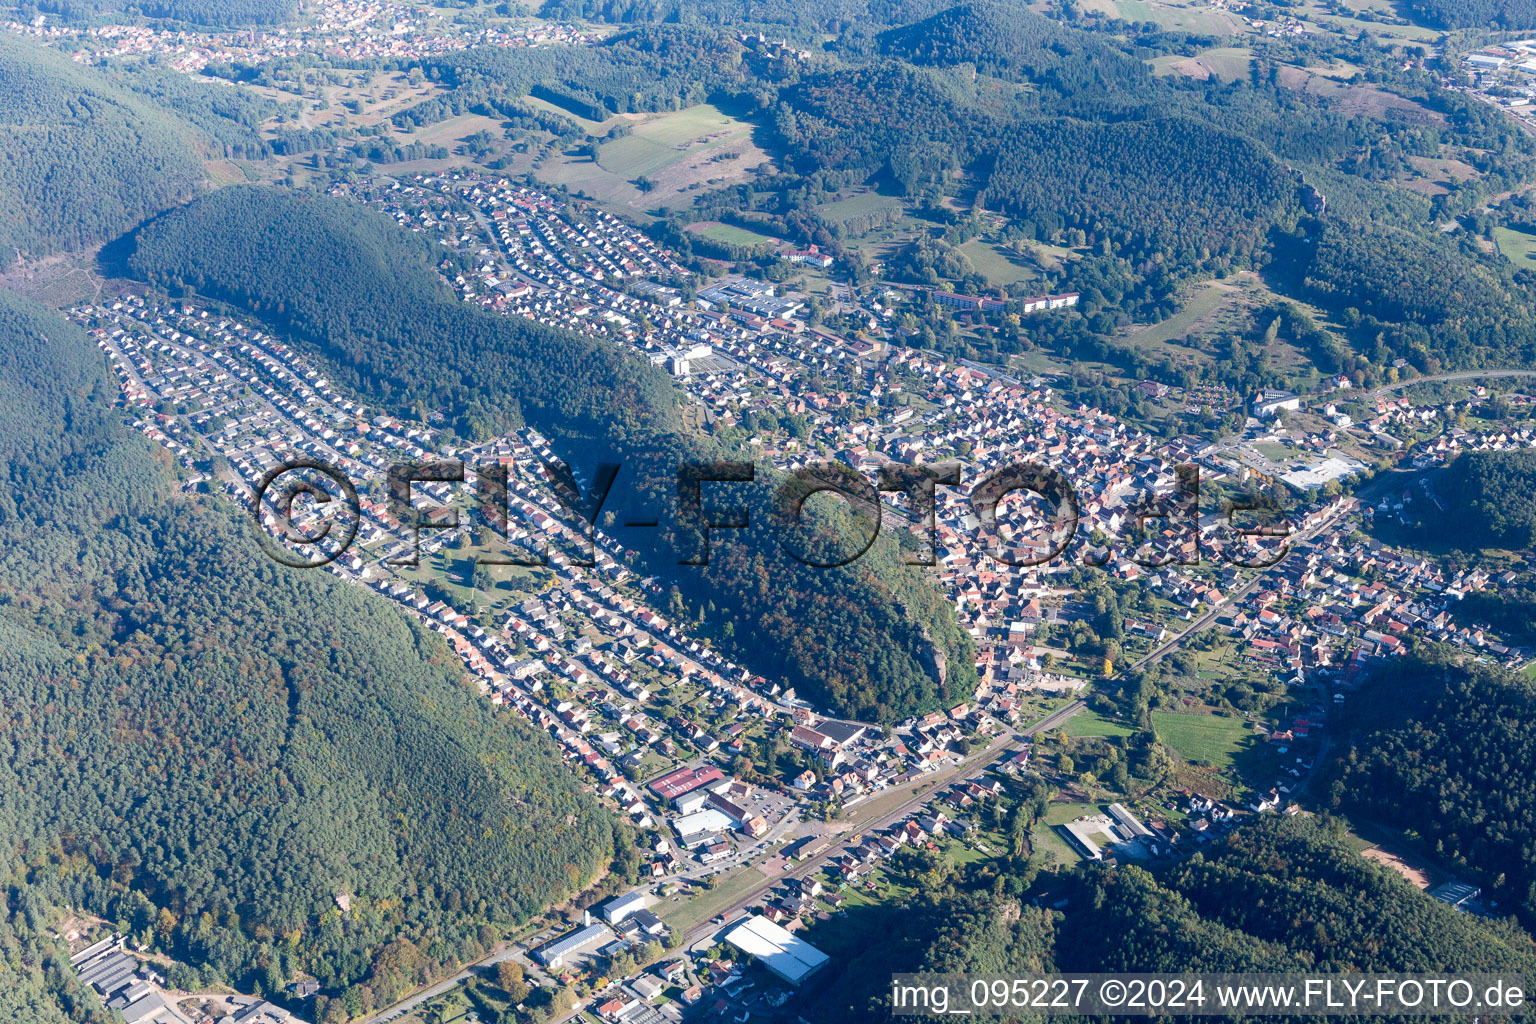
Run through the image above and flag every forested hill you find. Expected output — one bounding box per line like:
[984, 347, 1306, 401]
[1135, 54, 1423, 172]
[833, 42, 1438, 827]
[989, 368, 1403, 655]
[876, 0, 1149, 97]
[123, 186, 681, 444]
[776, 63, 1298, 267]
[121, 186, 974, 721]
[1401, 0, 1536, 30]
[1328, 654, 1536, 927]
[35, 0, 296, 27]
[0, 290, 617, 1018]
[0, 35, 206, 267]
[1432, 449, 1536, 550]
[812, 816, 1536, 1022]
[534, 0, 951, 32]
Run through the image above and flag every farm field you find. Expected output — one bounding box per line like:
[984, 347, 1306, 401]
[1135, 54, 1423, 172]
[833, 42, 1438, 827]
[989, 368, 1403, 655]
[1151, 711, 1253, 771]
[1152, 46, 1254, 81]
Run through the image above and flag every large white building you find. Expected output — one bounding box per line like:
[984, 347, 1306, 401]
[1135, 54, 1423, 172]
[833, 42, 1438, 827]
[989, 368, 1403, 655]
[672, 807, 734, 847]
[724, 915, 829, 985]
[1251, 389, 1301, 419]
[602, 891, 648, 924]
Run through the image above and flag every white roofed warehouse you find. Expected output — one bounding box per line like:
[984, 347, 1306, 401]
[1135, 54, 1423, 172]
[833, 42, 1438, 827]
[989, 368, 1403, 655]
[724, 915, 830, 985]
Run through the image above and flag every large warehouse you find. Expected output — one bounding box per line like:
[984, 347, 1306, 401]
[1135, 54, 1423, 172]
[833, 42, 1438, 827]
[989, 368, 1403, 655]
[533, 921, 612, 968]
[724, 915, 830, 985]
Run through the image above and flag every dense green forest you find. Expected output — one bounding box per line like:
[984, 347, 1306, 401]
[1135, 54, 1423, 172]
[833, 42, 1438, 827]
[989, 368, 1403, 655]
[420, 24, 752, 118]
[812, 816, 1536, 1021]
[1293, 226, 1536, 372]
[535, 0, 951, 32]
[876, 1, 1150, 97]
[0, 35, 206, 266]
[106, 63, 280, 159]
[1328, 654, 1536, 926]
[1457, 581, 1536, 640]
[36, 0, 296, 26]
[0, 290, 617, 1019]
[120, 186, 973, 721]
[1433, 449, 1536, 548]
[774, 60, 1298, 267]
[1402, 0, 1536, 29]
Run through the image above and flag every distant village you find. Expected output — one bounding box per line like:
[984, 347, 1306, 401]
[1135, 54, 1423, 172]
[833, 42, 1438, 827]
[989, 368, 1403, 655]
[5, 1, 597, 72]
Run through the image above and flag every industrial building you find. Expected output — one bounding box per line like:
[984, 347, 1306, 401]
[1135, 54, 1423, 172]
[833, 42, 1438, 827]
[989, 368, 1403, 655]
[1108, 803, 1153, 839]
[602, 891, 648, 924]
[724, 915, 829, 985]
[70, 936, 180, 1024]
[672, 807, 734, 847]
[649, 763, 725, 800]
[533, 921, 613, 968]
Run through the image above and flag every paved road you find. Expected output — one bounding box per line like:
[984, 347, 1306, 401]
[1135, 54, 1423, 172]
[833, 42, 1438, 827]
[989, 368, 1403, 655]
[1365, 368, 1536, 399]
[363, 942, 528, 1024]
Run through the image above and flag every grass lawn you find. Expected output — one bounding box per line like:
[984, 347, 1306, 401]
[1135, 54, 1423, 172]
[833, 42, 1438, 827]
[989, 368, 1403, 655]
[958, 239, 1038, 287]
[690, 221, 780, 247]
[1037, 802, 1103, 864]
[1252, 442, 1295, 462]
[1151, 711, 1252, 771]
[1062, 710, 1136, 738]
[658, 859, 773, 933]
[1121, 282, 1232, 348]
[1042, 801, 1099, 827]
[599, 105, 753, 179]
[814, 191, 903, 229]
[1031, 824, 1079, 866]
[1495, 225, 1536, 269]
[1113, 0, 1246, 33]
